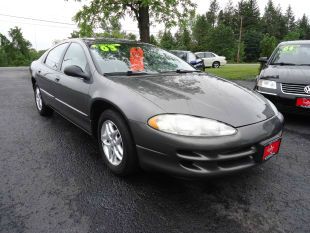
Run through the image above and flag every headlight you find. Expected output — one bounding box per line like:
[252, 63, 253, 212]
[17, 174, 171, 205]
[257, 80, 277, 89]
[148, 114, 237, 137]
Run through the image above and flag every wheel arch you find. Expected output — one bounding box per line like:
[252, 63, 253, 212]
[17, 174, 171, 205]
[90, 98, 133, 140]
[31, 77, 36, 90]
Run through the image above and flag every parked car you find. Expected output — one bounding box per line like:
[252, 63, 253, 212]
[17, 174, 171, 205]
[255, 40, 310, 115]
[170, 50, 204, 70]
[195, 52, 227, 68]
[30, 38, 284, 177]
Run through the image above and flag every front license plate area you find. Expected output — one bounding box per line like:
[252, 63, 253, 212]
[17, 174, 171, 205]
[262, 139, 281, 161]
[296, 98, 310, 108]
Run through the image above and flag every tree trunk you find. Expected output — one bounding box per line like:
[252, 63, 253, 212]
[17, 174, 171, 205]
[137, 5, 150, 43]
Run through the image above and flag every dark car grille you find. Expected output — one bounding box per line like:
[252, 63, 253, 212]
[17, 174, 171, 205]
[281, 83, 310, 96]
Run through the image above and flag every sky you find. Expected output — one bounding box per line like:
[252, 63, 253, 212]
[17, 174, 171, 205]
[0, 0, 309, 50]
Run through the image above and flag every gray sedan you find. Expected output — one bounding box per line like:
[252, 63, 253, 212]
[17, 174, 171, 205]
[30, 38, 284, 177]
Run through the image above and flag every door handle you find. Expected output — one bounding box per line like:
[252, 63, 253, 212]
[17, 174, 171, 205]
[55, 77, 60, 82]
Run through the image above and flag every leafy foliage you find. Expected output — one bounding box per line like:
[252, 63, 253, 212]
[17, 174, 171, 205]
[71, 0, 196, 42]
[0, 27, 43, 67]
[260, 34, 277, 57]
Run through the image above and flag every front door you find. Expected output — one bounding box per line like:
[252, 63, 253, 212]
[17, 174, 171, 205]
[54, 42, 91, 132]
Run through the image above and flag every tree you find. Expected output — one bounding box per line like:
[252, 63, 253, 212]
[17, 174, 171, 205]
[298, 14, 310, 39]
[283, 31, 300, 41]
[72, 0, 196, 43]
[191, 14, 210, 51]
[206, 0, 219, 28]
[218, 0, 238, 32]
[0, 27, 41, 67]
[175, 28, 192, 50]
[262, 1, 287, 39]
[243, 29, 263, 61]
[260, 34, 277, 57]
[208, 25, 236, 61]
[149, 35, 158, 46]
[285, 5, 295, 31]
[159, 31, 176, 50]
[238, 0, 261, 31]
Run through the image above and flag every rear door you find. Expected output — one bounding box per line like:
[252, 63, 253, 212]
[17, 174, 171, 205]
[36, 43, 69, 106]
[54, 42, 91, 132]
[204, 52, 213, 67]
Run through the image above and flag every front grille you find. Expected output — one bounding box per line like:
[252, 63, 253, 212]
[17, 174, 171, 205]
[176, 146, 258, 172]
[281, 83, 310, 96]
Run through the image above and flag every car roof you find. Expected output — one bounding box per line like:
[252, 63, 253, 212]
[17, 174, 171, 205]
[61, 38, 150, 46]
[195, 51, 214, 54]
[279, 40, 310, 45]
[170, 50, 191, 53]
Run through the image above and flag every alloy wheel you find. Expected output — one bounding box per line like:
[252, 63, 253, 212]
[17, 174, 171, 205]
[101, 120, 124, 166]
[35, 87, 43, 111]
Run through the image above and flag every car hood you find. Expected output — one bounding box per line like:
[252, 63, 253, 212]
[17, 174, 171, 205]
[112, 74, 275, 128]
[261, 65, 310, 84]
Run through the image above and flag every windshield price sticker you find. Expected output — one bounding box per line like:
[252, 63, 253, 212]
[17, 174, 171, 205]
[281, 45, 299, 53]
[91, 44, 120, 52]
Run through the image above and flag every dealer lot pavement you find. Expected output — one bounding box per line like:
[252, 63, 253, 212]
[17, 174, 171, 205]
[0, 67, 309, 233]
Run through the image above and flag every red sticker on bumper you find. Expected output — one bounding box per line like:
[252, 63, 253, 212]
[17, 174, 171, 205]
[263, 140, 281, 161]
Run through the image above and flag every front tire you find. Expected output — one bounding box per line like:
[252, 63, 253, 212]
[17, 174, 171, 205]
[34, 85, 53, 116]
[212, 61, 220, 68]
[97, 110, 138, 176]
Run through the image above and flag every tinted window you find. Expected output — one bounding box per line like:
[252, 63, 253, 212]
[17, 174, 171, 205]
[90, 44, 195, 74]
[45, 43, 68, 70]
[270, 44, 310, 65]
[61, 43, 88, 73]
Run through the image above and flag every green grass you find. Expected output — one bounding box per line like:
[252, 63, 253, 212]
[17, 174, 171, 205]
[206, 64, 260, 80]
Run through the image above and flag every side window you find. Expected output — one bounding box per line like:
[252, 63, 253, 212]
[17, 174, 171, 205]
[205, 52, 211, 58]
[61, 43, 88, 73]
[45, 43, 68, 70]
[211, 53, 216, 57]
[196, 53, 203, 58]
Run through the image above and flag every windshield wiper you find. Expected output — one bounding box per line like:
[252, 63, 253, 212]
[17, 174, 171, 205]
[160, 69, 201, 74]
[270, 62, 296, 66]
[297, 64, 310, 66]
[104, 71, 156, 76]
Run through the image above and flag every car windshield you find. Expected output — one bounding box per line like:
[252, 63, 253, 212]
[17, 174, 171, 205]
[270, 44, 310, 66]
[89, 42, 196, 75]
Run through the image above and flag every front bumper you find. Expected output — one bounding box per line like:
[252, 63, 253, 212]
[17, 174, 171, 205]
[129, 113, 284, 178]
[256, 86, 310, 115]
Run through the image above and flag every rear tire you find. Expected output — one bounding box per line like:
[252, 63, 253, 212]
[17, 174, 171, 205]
[97, 109, 138, 176]
[212, 61, 220, 68]
[34, 85, 53, 116]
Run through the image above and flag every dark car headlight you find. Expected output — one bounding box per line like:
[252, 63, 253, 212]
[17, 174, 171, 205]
[148, 114, 237, 137]
[257, 80, 277, 89]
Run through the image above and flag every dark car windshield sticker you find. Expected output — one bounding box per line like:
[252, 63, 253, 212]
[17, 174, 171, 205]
[91, 44, 120, 52]
[130, 47, 144, 71]
[281, 45, 300, 53]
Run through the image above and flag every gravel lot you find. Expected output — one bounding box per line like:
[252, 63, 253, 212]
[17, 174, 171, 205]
[0, 67, 309, 233]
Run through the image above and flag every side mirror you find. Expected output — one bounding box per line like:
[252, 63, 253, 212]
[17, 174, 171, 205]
[64, 65, 90, 80]
[258, 57, 268, 63]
